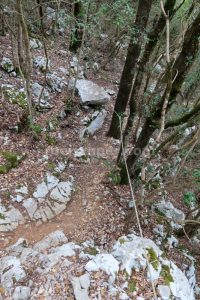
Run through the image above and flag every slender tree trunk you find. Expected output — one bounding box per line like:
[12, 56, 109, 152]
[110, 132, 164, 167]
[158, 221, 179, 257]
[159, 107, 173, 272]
[0, 6, 6, 36]
[69, 0, 84, 53]
[107, 0, 153, 139]
[17, 23, 24, 69]
[36, 0, 44, 32]
[16, 0, 33, 122]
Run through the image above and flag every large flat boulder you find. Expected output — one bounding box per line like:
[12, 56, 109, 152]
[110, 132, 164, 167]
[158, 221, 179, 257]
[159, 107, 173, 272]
[70, 79, 110, 105]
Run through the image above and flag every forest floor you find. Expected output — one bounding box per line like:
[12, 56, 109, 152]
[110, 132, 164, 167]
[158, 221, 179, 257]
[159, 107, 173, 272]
[0, 34, 200, 296]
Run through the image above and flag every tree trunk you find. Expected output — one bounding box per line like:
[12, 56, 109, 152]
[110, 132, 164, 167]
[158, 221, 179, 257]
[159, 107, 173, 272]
[107, 0, 153, 139]
[16, 0, 33, 121]
[36, 0, 44, 32]
[127, 0, 176, 130]
[120, 118, 156, 184]
[69, 0, 84, 53]
[119, 11, 200, 183]
[0, 6, 6, 36]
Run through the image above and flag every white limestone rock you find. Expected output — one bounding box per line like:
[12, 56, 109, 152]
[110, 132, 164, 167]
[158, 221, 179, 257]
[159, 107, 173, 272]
[33, 181, 48, 199]
[85, 254, 119, 281]
[0, 203, 24, 232]
[170, 262, 195, 300]
[1, 57, 14, 73]
[0, 256, 26, 289]
[153, 201, 185, 221]
[157, 285, 171, 300]
[46, 72, 67, 92]
[112, 235, 162, 275]
[15, 185, 28, 195]
[30, 38, 42, 49]
[33, 56, 50, 72]
[69, 79, 110, 105]
[12, 286, 31, 300]
[82, 109, 107, 137]
[32, 82, 49, 99]
[71, 274, 90, 300]
[74, 147, 86, 158]
[33, 230, 68, 252]
[50, 178, 74, 204]
[23, 198, 37, 219]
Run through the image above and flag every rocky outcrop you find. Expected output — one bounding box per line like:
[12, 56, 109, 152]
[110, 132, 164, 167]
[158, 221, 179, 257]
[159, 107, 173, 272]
[0, 232, 196, 299]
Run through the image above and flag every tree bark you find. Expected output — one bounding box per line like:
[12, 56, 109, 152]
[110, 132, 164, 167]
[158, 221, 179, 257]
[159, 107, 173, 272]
[125, 0, 176, 134]
[69, 0, 84, 53]
[107, 0, 153, 139]
[119, 11, 200, 183]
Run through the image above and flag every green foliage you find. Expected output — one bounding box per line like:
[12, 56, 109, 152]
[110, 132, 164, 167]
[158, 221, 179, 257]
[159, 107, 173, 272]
[193, 169, 200, 182]
[147, 247, 159, 271]
[128, 278, 137, 292]
[3, 87, 27, 109]
[161, 265, 174, 285]
[84, 247, 98, 256]
[183, 191, 196, 206]
[45, 134, 57, 145]
[0, 213, 5, 220]
[108, 168, 121, 185]
[29, 122, 43, 134]
[0, 151, 24, 174]
[119, 238, 126, 245]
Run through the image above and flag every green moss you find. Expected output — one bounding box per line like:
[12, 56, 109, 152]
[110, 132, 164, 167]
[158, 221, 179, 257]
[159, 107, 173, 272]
[5, 89, 27, 109]
[0, 151, 24, 174]
[47, 161, 56, 171]
[128, 279, 136, 292]
[0, 213, 5, 220]
[0, 165, 9, 174]
[2, 191, 11, 199]
[161, 265, 174, 285]
[45, 134, 57, 145]
[119, 238, 126, 245]
[147, 247, 159, 271]
[84, 247, 98, 256]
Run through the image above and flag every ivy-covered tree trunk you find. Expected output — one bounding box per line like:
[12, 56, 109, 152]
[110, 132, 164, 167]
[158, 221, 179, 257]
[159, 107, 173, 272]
[16, 0, 33, 121]
[107, 0, 153, 139]
[69, 0, 84, 53]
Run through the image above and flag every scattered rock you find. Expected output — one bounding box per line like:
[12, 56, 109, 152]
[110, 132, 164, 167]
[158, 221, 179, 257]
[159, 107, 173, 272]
[71, 274, 90, 300]
[30, 38, 42, 49]
[1, 57, 14, 73]
[23, 198, 37, 219]
[59, 66, 69, 75]
[85, 254, 119, 281]
[33, 230, 68, 252]
[50, 178, 74, 203]
[106, 88, 116, 96]
[12, 286, 31, 300]
[32, 82, 52, 109]
[74, 147, 86, 158]
[0, 202, 24, 232]
[153, 201, 185, 222]
[46, 72, 67, 92]
[70, 79, 110, 105]
[167, 235, 178, 249]
[32, 82, 49, 99]
[33, 181, 48, 199]
[157, 285, 171, 300]
[33, 56, 50, 72]
[81, 109, 107, 137]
